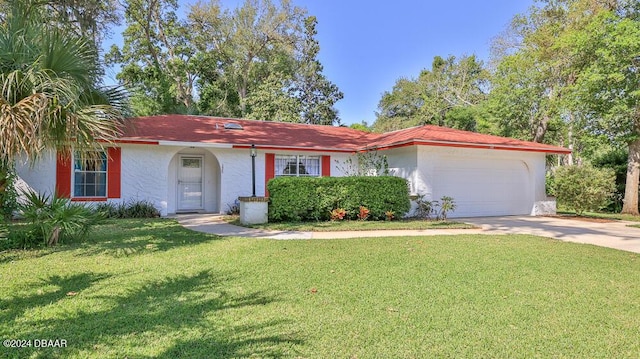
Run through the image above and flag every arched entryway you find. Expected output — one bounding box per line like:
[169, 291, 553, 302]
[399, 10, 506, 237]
[167, 149, 221, 214]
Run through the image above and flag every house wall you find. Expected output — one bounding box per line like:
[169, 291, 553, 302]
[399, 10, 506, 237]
[385, 145, 549, 217]
[120, 144, 175, 214]
[15, 151, 57, 195]
[174, 148, 353, 215]
[16, 143, 550, 218]
[15, 145, 354, 217]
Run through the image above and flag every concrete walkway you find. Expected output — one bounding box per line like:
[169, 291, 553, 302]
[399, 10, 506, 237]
[175, 214, 640, 254]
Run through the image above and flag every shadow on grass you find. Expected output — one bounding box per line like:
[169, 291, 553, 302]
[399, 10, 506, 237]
[5, 270, 300, 358]
[1, 219, 222, 262]
[75, 218, 225, 258]
[0, 272, 111, 325]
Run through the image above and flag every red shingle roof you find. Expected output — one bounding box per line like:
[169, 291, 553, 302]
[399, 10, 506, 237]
[366, 125, 571, 153]
[119, 115, 570, 154]
[121, 115, 375, 151]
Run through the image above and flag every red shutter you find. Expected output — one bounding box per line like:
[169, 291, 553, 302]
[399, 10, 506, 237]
[322, 156, 331, 177]
[265, 153, 275, 197]
[107, 147, 121, 198]
[55, 151, 72, 198]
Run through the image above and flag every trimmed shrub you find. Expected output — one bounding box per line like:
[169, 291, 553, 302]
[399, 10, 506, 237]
[267, 176, 411, 222]
[553, 165, 616, 215]
[93, 200, 160, 218]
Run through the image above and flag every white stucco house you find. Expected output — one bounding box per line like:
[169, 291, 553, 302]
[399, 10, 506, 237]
[15, 115, 570, 218]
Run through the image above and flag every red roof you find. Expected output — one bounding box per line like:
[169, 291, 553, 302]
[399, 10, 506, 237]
[366, 125, 572, 153]
[119, 115, 570, 154]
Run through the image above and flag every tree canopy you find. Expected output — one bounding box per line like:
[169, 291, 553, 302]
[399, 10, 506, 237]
[374, 55, 489, 133]
[107, 0, 343, 124]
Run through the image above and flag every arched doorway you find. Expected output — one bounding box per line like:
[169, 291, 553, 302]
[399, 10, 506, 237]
[167, 149, 221, 214]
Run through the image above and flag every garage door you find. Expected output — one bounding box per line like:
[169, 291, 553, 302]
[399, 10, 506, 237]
[432, 157, 532, 217]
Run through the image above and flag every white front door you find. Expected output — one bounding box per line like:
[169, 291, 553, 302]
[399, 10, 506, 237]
[177, 156, 204, 211]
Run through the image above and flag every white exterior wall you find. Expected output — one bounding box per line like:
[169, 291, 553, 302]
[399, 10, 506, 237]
[121, 144, 175, 215]
[386, 145, 549, 218]
[215, 148, 260, 214]
[16, 143, 549, 218]
[15, 151, 57, 195]
[15, 145, 355, 217]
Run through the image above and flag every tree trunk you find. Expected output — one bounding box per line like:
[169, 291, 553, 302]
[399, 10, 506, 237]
[621, 138, 640, 215]
[533, 115, 549, 143]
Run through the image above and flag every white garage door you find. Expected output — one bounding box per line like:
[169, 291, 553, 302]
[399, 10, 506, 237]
[432, 157, 532, 217]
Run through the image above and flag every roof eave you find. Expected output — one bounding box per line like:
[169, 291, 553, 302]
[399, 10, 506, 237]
[363, 139, 572, 154]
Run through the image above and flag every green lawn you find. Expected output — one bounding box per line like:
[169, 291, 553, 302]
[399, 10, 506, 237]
[1, 219, 640, 358]
[227, 216, 476, 231]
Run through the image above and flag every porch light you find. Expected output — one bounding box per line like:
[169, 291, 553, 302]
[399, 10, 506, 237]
[250, 144, 257, 197]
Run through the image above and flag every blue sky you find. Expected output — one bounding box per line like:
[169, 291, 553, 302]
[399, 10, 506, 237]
[104, 0, 535, 125]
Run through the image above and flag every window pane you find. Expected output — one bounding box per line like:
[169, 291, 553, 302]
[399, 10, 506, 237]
[275, 155, 320, 177]
[276, 155, 298, 176]
[182, 158, 201, 168]
[96, 184, 106, 197]
[73, 151, 108, 197]
[301, 156, 320, 176]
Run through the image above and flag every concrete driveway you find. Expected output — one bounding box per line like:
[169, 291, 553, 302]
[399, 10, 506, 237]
[459, 216, 640, 254]
[176, 214, 640, 254]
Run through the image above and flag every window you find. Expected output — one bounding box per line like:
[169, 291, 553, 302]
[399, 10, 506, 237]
[275, 155, 320, 177]
[73, 151, 107, 197]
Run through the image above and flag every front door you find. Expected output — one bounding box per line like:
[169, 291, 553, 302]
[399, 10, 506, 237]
[177, 156, 203, 211]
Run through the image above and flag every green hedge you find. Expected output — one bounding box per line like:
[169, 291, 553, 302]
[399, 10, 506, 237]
[267, 176, 411, 222]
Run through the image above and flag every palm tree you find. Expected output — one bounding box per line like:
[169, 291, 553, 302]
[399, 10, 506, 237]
[0, 1, 128, 215]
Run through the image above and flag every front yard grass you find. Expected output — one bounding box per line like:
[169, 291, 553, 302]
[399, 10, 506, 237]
[226, 216, 476, 231]
[1, 219, 639, 358]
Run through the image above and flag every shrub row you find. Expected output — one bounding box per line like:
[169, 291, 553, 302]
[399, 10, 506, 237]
[267, 176, 411, 222]
[93, 200, 161, 219]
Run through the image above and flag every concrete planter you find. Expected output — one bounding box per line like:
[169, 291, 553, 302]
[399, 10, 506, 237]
[238, 196, 269, 225]
[531, 198, 557, 216]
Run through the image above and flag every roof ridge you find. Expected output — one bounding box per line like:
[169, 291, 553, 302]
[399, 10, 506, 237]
[140, 114, 372, 133]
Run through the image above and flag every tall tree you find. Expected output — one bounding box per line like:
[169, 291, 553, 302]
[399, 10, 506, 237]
[0, 0, 121, 80]
[374, 55, 489, 132]
[565, 9, 640, 214]
[0, 1, 126, 199]
[487, 0, 581, 145]
[190, 0, 305, 117]
[107, 0, 197, 115]
[37, 0, 120, 52]
[293, 16, 343, 125]
[245, 73, 300, 122]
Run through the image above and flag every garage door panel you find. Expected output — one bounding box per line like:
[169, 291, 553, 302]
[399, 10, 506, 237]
[432, 157, 531, 217]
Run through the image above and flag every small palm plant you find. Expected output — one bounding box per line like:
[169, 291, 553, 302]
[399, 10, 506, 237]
[19, 190, 101, 246]
[438, 196, 457, 221]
